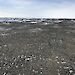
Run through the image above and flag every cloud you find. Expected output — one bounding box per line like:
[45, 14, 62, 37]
[0, 0, 75, 18]
[0, 11, 12, 17]
[7, 0, 32, 6]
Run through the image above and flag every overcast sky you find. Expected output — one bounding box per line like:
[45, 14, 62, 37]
[0, 0, 74, 18]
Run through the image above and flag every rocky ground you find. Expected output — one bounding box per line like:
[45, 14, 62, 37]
[0, 20, 75, 75]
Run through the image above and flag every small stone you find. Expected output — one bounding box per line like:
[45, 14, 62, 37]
[21, 64, 23, 67]
[56, 56, 59, 59]
[4, 44, 7, 47]
[40, 68, 43, 69]
[57, 62, 60, 64]
[32, 69, 35, 72]
[25, 58, 30, 61]
[3, 72, 6, 75]
[16, 65, 18, 68]
[18, 55, 20, 58]
[40, 71, 43, 74]
[18, 73, 21, 75]
[63, 67, 69, 69]
[61, 61, 66, 64]
[21, 55, 24, 58]
[69, 70, 73, 73]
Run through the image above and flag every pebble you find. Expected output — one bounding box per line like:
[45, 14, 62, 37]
[3, 44, 7, 47]
[57, 62, 60, 64]
[61, 61, 66, 64]
[25, 58, 30, 61]
[63, 67, 69, 69]
[56, 56, 59, 59]
[40, 71, 43, 74]
[3, 72, 6, 75]
[40, 67, 43, 69]
[69, 70, 73, 73]
[16, 65, 18, 68]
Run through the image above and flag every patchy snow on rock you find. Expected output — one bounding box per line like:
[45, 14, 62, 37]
[2, 22, 10, 25]
[54, 20, 63, 23]
[43, 22, 49, 25]
[30, 21, 37, 24]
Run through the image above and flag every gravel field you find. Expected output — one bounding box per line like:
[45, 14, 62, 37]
[0, 19, 75, 75]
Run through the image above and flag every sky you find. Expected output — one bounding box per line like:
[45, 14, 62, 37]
[0, 0, 75, 18]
